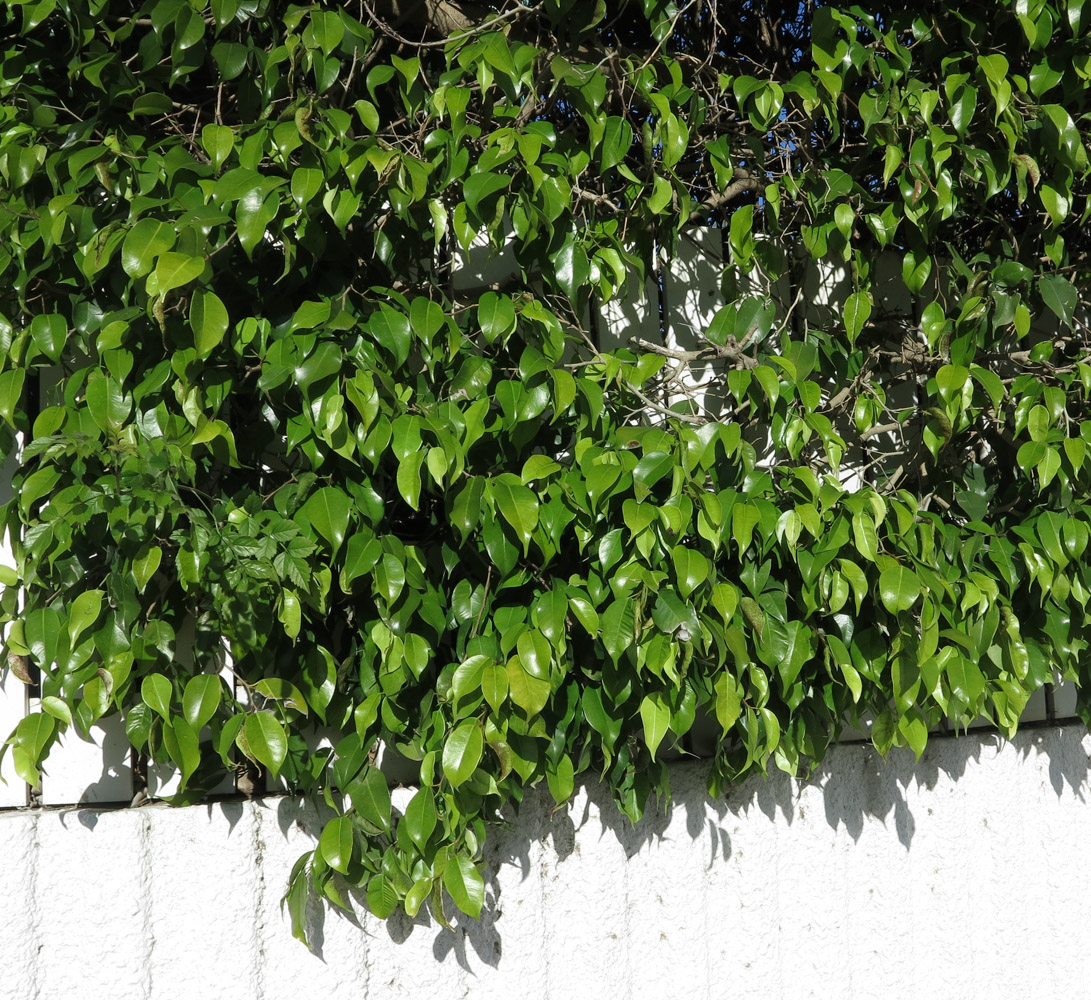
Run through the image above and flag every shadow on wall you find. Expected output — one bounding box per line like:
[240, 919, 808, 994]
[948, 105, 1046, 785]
[259, 723, 1091, 973]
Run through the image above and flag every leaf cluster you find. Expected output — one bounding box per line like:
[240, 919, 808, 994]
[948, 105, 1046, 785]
[2, 0, 1091, 936]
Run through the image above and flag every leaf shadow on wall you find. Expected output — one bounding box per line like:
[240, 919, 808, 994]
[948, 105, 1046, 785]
[269, 723, 1091, 973]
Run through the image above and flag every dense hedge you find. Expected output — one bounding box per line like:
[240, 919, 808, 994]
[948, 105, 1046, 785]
[2, 0, 1091, 935]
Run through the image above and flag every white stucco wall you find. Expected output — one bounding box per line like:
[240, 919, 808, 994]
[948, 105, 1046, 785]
[2, 723, 1090, 1000]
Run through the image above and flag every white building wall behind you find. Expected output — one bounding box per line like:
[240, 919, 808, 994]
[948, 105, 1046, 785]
[2, 723, 1090, 1000]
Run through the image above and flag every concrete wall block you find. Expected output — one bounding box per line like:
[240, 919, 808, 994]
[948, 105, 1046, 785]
[34, 808, 150, 1000]
[0, 813, 38, 1000]
[6, 727, 1091, 998]
[529, 786, 635, 998]
[144, 802, 262, 999]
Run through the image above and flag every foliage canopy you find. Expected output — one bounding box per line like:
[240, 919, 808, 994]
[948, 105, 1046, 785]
[2, 0, 1091, 934]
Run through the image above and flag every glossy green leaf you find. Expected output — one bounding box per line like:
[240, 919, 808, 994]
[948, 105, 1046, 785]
[442, 854, 484, 919]
[182, 674, 222, 730]
[141, 673, 173, 722]
[442, 721, 483, 787]
[67, 589, 103, 645]
[122, 219, 177, 278]
[244, 713, 288, 777]
[190, 290, 230, 356]
[320, 816, 355, 874]
[151, 252, 205, 296]
[403, 787, 437, 852]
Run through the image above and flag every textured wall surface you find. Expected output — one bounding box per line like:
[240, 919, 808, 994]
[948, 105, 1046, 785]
[3, 724, 1090, 1000]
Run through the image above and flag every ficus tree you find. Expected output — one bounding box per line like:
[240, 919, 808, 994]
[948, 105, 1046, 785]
[1, 0, 1090, 937]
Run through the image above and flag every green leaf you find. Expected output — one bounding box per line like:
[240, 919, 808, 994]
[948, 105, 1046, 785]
[403, 787, 437, 852]
[86, 372, 131, 433]
[878, 564, 919, 613]
[320, 816, 355, 874]
[521, 454, 562, 483]
[481, 661, 508, 712]
[652, 589, 698, 637]
[235, 190, 276, 256]
[601, 598, 634, 661]
[899, 710, 928, 761]
[732, 503, 760, 555]
[505, 657, 551, 715]
[639, 692, 671, 760]
[340, 533, 383, 588]
[463, 171, 510, 220]
[300, 487, 351, 553]
[969, 365, 1005, 411]
[843, 290, 872, 344]
[182, 674, 221, 730]
[141, 673, 173, 722]
[1039, 274, 1077, 328]
[366, 308, 409, 370]
[552, 239, 590, 302]
[349, 765, 392, 836]
[131, 544, 163, 593]
[291, 167, 324, 208]
[244, 713, 288, 777]
[163, 716, 201, 788]
[516, 629, 551, 678]
[672, 545, 709, 599]
[366, 874, 399, 919]
[11, 712, 55, 762]
[478, 292, 516, 342]
[580, 685, 620, 750]
[150, 251, 205, 296]
[713, 671, 743, 734]
[200, 123, 235, 171]
[632, 451, 673, 501]
[29, 314, 67, 362]
[122, 219, 177, 278]
[67, 589, 103, 645]
[397, 451, 425, 510]
[190, 290, 230, 356]
[601, 116, 634, 171]
[0, 368, 25, 427]
[852, 512, 878, 562]
[489, 477, 539, 554]
[41, 696, 73, 728]
[442, 721, 483, 787]
[442, 854, 484, 919]
[253, 677, 309, 715]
